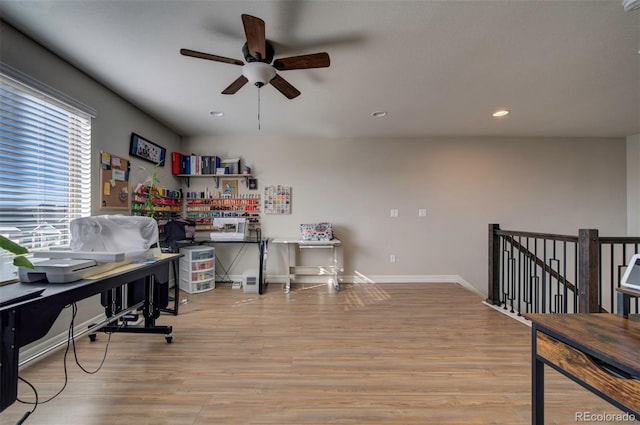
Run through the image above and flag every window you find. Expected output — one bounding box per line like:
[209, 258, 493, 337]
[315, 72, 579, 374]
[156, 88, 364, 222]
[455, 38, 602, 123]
[0, 64, 94, 282]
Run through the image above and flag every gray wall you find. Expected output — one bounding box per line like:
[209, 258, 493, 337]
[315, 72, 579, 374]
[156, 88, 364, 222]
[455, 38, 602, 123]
[1, 22, 184, 209]
[1, 21, 183, 353]
[184, 135, 628, 294]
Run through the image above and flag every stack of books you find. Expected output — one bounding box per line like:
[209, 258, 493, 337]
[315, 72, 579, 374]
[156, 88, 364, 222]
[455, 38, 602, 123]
[171, 152, 243, 176]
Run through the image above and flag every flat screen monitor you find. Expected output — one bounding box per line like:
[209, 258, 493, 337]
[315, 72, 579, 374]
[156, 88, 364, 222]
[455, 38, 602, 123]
[620, 254, 640, 291]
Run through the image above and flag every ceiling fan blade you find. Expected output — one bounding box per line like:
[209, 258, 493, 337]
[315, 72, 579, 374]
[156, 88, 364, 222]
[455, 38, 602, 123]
[272, 52, 330, 71]
[180, 48, 244, 66]
[270, 74, 301, 99]
[241, 14, 267, 61]
[221, 75, 249, 95]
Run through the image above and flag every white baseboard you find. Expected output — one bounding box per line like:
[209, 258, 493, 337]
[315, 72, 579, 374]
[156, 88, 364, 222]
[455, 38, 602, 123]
[265, 273, 487, 298]
[482, 301, 532, 327]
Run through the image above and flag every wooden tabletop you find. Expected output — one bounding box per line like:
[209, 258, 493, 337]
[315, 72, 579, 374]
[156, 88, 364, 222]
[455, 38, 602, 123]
[524, 313, 640, 374]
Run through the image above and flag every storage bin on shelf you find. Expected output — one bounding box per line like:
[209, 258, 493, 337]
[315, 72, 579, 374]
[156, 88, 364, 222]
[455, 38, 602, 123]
[179, 245, 215, 294]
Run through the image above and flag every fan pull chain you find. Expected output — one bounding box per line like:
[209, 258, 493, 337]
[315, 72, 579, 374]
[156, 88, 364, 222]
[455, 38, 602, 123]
[257, 87, 261, 131]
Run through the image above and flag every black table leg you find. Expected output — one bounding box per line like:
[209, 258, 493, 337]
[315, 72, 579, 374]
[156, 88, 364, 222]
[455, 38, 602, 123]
[258, 240, 266, 294]
[532, 326, 544, 425]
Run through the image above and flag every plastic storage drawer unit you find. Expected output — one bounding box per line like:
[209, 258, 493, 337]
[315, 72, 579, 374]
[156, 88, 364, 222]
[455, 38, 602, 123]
[179, 246, 215, 294]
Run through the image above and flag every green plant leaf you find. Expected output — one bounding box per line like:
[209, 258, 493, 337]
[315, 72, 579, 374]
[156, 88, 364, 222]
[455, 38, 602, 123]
[1, 235, 34, 268]
[0, 235, 28, 255]
[13, 256, 34, 269]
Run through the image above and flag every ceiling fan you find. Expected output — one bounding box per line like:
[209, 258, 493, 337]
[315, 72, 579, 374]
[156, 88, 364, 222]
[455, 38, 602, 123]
[180, 14, 330, 99]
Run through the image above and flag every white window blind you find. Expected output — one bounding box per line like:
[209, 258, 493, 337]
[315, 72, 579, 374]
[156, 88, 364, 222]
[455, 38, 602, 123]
[0, 67, 93, 282]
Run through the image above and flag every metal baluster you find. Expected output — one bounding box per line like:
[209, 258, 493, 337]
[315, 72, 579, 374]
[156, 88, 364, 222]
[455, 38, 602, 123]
[509, 240, 517, 313]
[542, 239, 547, 313]
[517, 235, 523, 315]
[533, 238, 540, 313]
[524, 238, 535, 314]
[549, 258, 560, 313]
[523, 239, 531, 313]
[616, 243, 626, 314]
[500, 236, 507, 309]
[555, 293, 563, 314]
[573, 242, 578, 313]
[502, 237, 513, 310]
[562, 240, 568, 313]
[503, 239, 516, 313]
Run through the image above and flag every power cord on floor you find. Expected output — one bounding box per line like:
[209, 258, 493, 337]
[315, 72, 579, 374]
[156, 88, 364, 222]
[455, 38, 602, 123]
[15, 302, 117, 423]
[16, 304, 74, 417]
[15, 376, 37, 424]
[70, 303, 115, 374]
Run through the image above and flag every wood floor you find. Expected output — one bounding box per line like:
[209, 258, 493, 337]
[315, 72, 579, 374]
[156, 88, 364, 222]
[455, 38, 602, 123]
[1, 282, 627, 424]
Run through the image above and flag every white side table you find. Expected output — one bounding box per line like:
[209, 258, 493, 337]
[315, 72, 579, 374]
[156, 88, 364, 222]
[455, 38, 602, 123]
[272, 238, 342, 292]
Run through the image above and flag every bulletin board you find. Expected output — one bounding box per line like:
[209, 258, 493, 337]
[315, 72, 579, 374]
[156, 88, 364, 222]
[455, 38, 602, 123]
[99, 151, 130, 209]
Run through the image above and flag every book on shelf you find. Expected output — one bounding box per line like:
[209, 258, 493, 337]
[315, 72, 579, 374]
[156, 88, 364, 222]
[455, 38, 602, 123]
[180, 154, 190, 175]
[202, 156, 210, 175]
[172, 152, 222, 175]
[171, 152, 181, 175]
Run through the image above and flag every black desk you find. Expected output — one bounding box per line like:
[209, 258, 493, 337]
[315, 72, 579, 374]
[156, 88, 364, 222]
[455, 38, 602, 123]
[0, 254, 180, 412]
[198, 238, 268, 294]
[525, 313, 640, 424]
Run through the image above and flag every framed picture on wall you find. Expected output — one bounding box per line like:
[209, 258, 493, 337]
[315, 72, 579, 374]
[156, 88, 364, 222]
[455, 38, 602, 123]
[264, 185, 291, 214]
[129, 132, 166, 166]
[221, 179, 238, 195]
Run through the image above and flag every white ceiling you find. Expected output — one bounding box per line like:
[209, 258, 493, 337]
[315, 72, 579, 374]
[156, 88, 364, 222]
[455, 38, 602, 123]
[1, 0, 639, 139]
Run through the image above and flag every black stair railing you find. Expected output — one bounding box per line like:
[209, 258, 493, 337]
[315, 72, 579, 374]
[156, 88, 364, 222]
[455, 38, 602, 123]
[488, 224, 640, 316]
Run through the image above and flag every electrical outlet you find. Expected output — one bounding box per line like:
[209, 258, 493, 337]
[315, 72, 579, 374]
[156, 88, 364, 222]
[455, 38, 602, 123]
[419, 209, 427, 217]
[390, 254, 396, 263]
[390, 209, 398, 217]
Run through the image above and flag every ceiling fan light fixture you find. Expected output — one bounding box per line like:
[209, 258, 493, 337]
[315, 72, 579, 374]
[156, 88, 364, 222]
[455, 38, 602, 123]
[242, 62, 276, 87]
[181, 14, 329, 99]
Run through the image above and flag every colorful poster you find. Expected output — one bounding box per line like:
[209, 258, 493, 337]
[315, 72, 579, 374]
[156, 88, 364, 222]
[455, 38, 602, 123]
[264, 185, 291, 214]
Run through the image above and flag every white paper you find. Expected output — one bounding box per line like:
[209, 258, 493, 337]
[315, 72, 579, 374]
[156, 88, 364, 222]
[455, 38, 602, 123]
[113, 169, 125, 181]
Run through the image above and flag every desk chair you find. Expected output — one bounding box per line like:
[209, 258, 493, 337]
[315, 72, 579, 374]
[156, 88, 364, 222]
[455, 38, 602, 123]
[161, 219, 197, 309]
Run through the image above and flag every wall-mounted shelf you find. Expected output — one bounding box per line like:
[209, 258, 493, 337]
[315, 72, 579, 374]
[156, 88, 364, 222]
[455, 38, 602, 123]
[177, 174, 252, 188]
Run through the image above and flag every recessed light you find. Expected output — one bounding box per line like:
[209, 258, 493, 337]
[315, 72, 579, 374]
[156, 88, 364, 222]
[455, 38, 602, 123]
[492, 110, 509, 117]
[372, 111, 387, 117]
[209, 110, 224, 117]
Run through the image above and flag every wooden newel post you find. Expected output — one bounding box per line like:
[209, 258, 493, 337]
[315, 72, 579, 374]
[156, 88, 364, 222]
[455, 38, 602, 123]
[578, 229, 600, 313]
[487, 224, 501, 305]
